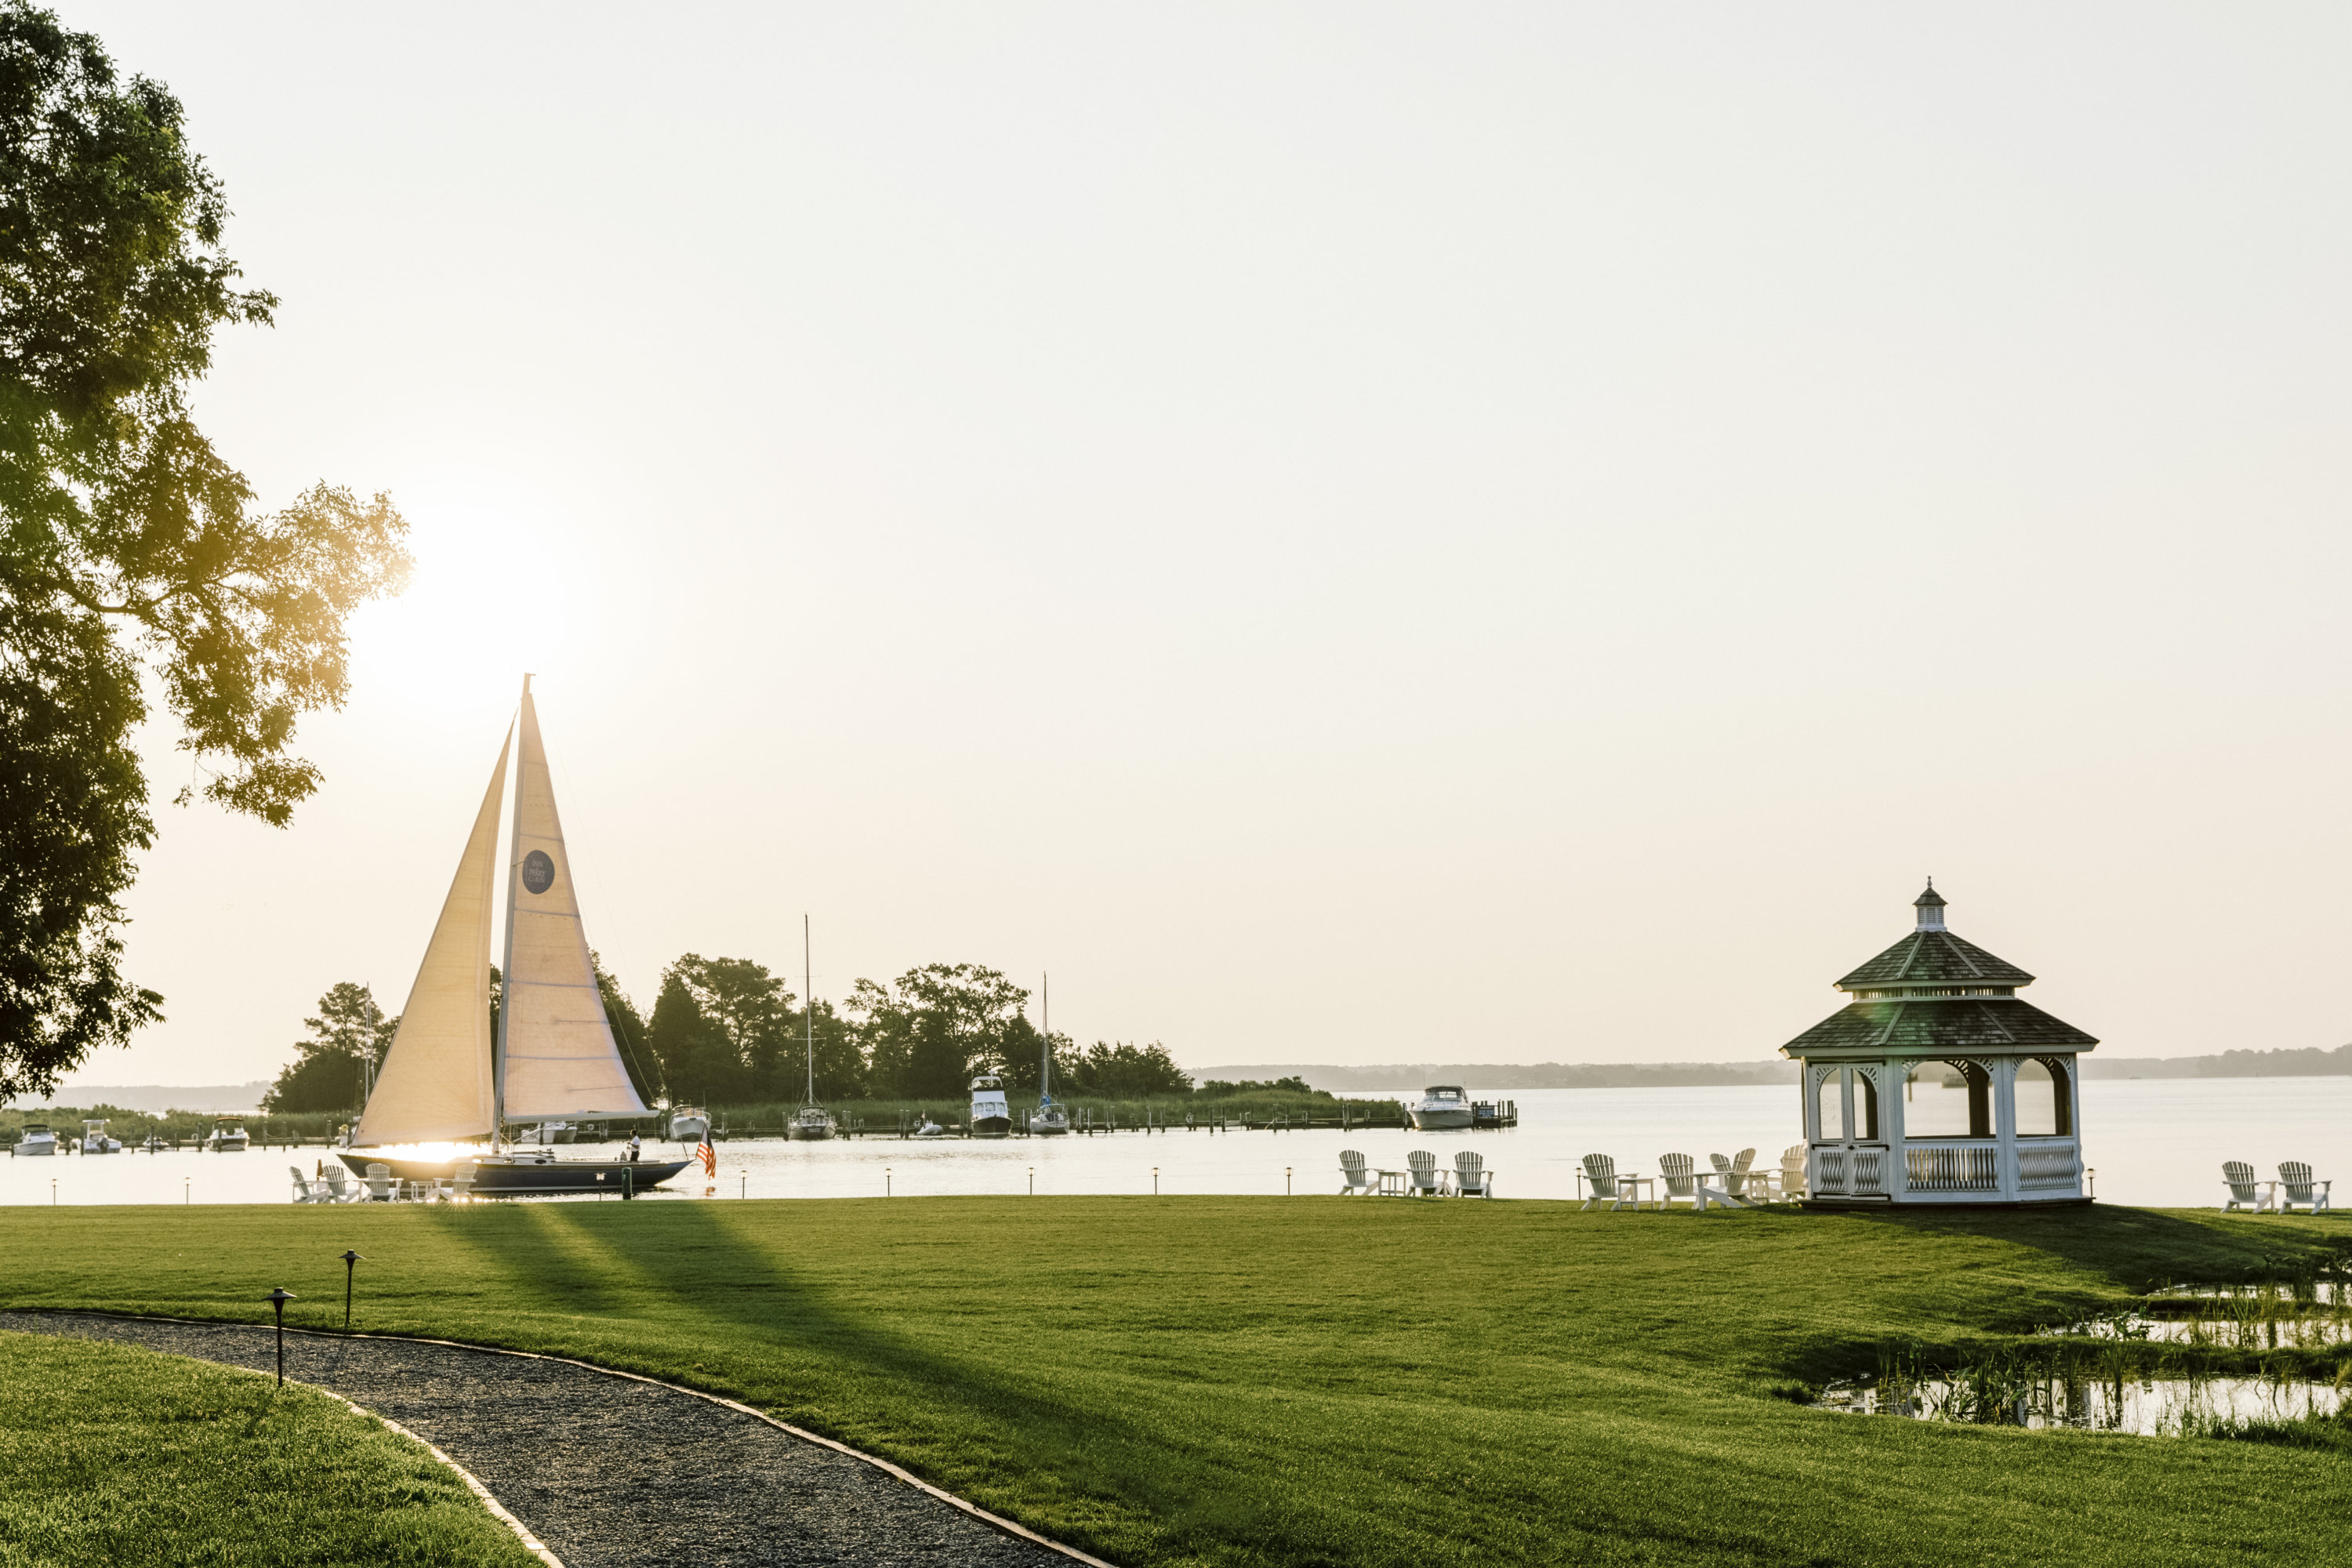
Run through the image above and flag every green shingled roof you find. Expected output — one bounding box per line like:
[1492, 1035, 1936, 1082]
[1782, 998, 2098, 1057]
[1835, 929, 2035, 989]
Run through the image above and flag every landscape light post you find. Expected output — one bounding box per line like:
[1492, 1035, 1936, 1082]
[339, 1251, 365, 1330]
[884, 1167, 891, 1198]
[266, 1289, 296, 1385]
[50, 1178, 56, 1205]
[739, 1169, 748, 1200]
[1029, 1167, 1034, 1196]
[1152, 1167, 1159, 1196]
[1287, 1167, 1292, 1196]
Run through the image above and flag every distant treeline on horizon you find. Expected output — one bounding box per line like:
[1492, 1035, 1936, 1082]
[1214, 1043, 2352, 1092]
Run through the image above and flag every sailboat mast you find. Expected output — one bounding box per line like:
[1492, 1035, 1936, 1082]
[1041, 971, 1050, 1098]
[804, 913, 815, 1105]
[494, 676, 530, 1144]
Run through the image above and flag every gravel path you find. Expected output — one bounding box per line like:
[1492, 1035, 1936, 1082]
[0, 1311, 1083, 1568]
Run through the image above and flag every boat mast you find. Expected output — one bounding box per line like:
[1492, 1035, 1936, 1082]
[494, 675, 530, 1147]
[804, 913, 815, 1107]
[1041, 972, 1050, 1100]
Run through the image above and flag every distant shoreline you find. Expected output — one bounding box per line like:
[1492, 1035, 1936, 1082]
[1203, 1046, 2352, 1092]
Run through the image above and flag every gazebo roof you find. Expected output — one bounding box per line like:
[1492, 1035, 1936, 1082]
[1783, 998, 2097, 1058]
[1836, 930, 2034, 989]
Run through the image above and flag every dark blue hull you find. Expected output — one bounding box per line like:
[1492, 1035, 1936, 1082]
[339, 1152, 691, 1196]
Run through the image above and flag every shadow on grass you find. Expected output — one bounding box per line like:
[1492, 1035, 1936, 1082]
[421, 1199, 1219, 1565]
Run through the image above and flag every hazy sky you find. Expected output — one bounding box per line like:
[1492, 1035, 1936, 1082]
[56, 2, 2352, 1086]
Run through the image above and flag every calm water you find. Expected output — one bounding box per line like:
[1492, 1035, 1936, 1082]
[6, 1077, 2347, 1209]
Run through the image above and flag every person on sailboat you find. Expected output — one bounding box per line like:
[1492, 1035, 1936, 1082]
[627, 1133, 641, 1163]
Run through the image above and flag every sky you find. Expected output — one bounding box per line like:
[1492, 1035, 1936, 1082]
[51, 2, 2352, 1087]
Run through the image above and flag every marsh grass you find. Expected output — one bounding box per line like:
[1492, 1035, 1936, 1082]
[0, 1330, 538, 1567]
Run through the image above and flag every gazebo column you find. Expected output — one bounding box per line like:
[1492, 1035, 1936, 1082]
[1992, 1058, 2020, 1202]
[1881, 1056, 1910, 1199]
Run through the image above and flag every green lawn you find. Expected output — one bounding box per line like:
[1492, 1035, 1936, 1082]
[0, 1330, 539, 1567]
[3, 1198, 2349, 1566]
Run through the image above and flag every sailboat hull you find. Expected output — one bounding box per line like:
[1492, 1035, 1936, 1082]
[339, 1152, 691, 1196]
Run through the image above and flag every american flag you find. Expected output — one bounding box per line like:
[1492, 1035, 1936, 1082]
[696, 1138, 717, 1178]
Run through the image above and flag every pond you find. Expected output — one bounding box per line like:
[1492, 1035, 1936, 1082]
[1816, 1369, 2345, 1436]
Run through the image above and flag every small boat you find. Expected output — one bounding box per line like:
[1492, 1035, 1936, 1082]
[666, 1105, 710, 1143]
[788, 1105, 837, 1141]
[1030, 975, 1069, 1136]
[16, 1123, 56, 1156]
[79, 1120, 122, 1154]
[205, 1116, 251, 1152]
[909, 1119, 949, 1138]
[968, 1074, 1011, 1138]
[788, 917, 836, 1141]
[1408, 1085, 1473, 1131]
[140, 1134, 165, 1152]
[339, 681, 688, 1198]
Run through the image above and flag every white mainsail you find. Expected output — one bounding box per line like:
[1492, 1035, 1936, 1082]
[497, 681, 650, 1123]
[353, 731, 511, 1146]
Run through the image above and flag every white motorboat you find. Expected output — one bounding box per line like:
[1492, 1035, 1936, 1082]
[666, 1105, 710, 1143]
[968, 1074, 1011, 1138]
[16, 1123, 57, 1156]
[205, 1116, 251, 1152]
[1408, 1085, 1474, 1131]
[336, 679, 691, 1199]
[79, 1120, 122, 1154]
[909, 1119, 949, 1138]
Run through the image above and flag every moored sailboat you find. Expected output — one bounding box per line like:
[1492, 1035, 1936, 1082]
[340, 680, 688, 1197]
[788, 914, 837, 1141]
[1031, 972, 1069, 1136]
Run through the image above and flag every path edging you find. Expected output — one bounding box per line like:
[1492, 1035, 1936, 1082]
[13, 1310, 1112, 1568]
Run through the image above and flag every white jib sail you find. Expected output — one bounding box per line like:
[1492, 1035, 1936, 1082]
[354, 729, 512, 1146]
[499, 682, 651, 1122]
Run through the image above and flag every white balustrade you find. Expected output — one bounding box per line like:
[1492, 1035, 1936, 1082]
[2016, 1141, 2081, 1189]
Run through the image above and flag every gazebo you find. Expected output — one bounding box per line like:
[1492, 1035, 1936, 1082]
[1780, 883, 2096, 1206]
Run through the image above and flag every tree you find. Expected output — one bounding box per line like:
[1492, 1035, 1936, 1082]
[590, 953, 662, 1105]
[669, 954, 795, 1084]
[644, 968, 743, 1104]
[262, 981, 396, 1113]
[0, 6, 410, 1103]
[851, 964, 1031, 1099]
[1062, 1040, 1192, 1098]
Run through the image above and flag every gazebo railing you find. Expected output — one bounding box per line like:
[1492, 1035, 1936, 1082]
[2016, 1140, 2082, 1190]
[1809, 1145, 1889, 1196]
[1904, 1142, 1999, 1193]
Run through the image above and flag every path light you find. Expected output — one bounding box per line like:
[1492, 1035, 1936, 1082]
[1287, 1166, 1292, 1196]
[339, 1250, 365, 1330]
[50, 1178, 56, 1206]
[183, 1176, 189, 1205]
[266, 1288, 296, 1386]
[884, 1167, 891, 1198]
[1152, 1167, 1159, 1196]
[739, 1169, 748, 1200]
[2088, 1168, 2096, 1200]
[1029, 1167, 1034, 1196]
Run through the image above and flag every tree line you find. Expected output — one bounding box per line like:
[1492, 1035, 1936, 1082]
[263, 956, 1192, 1113]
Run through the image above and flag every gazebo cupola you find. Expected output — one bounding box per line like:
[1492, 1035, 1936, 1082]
[1780, 882, 2097, 1205]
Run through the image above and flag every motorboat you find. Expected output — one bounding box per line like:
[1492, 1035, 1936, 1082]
[205, 1116, 251, 1152]
[1408, 1085, 1474, 1131]
[666, 1105, 710, 1143]
[338, 680, 688, 1199]
[788, 1105, 837, 1141]
[16, 1123, 56, 1156]
[79, 1120, 122, 1154]
[140, 1134, 165, 1152]
[909, 1119, 949, 1138]
[968, 1074, 1011, 1138]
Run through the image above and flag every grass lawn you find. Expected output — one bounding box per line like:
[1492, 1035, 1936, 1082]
[3, 1197, 2350, 1566]
[0, 1330, 539, 1567]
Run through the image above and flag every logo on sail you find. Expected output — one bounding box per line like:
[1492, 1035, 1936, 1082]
[521, 850, 556, 894]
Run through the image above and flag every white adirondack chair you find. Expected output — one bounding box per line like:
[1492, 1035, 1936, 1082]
[1660, 1152, 1703, 1209]
[320, 1164, 360, 1203]
[1338, 1149, 1375, 1195]
[452, 1162, 477, 1203]
[288, 1167, 327, 1204]
[1726, 1148, 1757, 1196]
[2221, 1161, 2272, 1213]
[1406, 1149, 1443, 1196]
[1581, 1153, 1636, 1211]
[1453, 1150, 1494, 1198]
[2277, 1162, 2332, 1214]
[363, 1162, 397, 1202]
[1777, 1144, 1808, 1200]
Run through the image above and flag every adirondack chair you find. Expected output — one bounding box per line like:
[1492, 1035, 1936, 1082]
[1338, 1149, 1376, 1195]
[288, 1166, 327, 1204]
[1726, 1148, 1757, 1196]
[1581, 1153, 1638, 1211]
[363, 1161, 397, 1202]
[2221, 1161, 2272, 1213]
[1453, 1150, 1494, 1197]
[1660, 1153, 1704, 1209]
[1406, 1149, 1443, 1196]
[320, 1164, 361, 1203]
[451, 1163, 477, 1203]
[2276, 1162, 2332, 1214]
[1777, 1144, 1808, 1201]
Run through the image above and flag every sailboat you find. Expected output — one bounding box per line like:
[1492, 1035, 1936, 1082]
[787, 913, 837, 1141]
[1031, 972, 1069, 1136]
[339, 679, 690, 1196]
